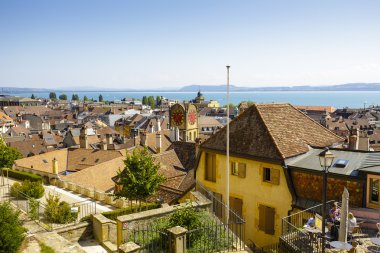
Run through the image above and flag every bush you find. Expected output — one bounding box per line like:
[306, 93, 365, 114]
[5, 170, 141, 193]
[10, 180, 45, 199]
[2, 169, 42, 182]
[28, 198, 39, 220]
[102, 202, 160, 220]
[0, 202, 26, 253]
[44, 193, 77, 224]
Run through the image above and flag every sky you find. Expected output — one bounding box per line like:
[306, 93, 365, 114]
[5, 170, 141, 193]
[1, 0, 380, 89]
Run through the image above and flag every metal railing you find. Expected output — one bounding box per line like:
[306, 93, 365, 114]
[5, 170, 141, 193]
[280, 200, 337, 253]
[0, 183, 96, 231]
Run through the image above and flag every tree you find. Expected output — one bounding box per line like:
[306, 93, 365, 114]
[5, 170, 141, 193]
[115, 148, 165, 202]
[99, 94, 104, 102]
[0, 141, 22, 168]
[49, 92, 57, 100]
[156, 96, 162, 106]
[71, 94, 79, 101]
[31, 94, 36, 99]
[142, 96, 148, 105]
[44, 193, 77, 224]
[59, 94, 67, 100]
[148, 96, 155, 109]
[0, 202, 26, 253]
[83, 96, 89, 101]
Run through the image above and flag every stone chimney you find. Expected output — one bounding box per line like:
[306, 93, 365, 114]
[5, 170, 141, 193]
[149, 122, 154, 133]
[140, 131, 148, 146]
[106, 133, 113, 145]
[349, 128, 359, 150]
[156, 133, 162, 153]
[80, 126, 89, 149]
[52, 158, 59, 174]
[156, 118, 161, 132]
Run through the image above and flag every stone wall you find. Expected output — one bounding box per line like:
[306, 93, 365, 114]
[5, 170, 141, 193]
[93, 214, 117, 244]
[55, 221, 93, 243]
[291, 171, 364, 207]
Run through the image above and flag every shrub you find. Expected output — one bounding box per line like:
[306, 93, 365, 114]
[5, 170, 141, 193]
[0, 202, 26, 253]
[28, 198, 39, 220]
[10, 180, 45, 199]
[44, 193, 77, 224]
[2, 169, 42, 182]
[102, 202, 160, 220]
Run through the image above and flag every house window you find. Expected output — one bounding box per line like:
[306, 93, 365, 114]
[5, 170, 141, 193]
[205, 153, 216, 182]
[263, 167, 280, 185]
[231, 162, 238, 175]
[231, 162, 246, 178]
[229, 196, 243, 217]
[259, 204, 275, 235]
[367, 175, 380, 208]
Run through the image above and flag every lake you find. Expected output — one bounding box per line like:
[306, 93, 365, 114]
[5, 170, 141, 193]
[9, 91, 380, 109]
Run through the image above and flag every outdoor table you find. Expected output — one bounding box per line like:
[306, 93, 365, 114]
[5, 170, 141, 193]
[330, 241, 352, 251]
[371, 238, 380, 246]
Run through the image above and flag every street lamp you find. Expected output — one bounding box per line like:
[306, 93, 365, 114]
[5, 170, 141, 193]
[319, 148, 335, 253]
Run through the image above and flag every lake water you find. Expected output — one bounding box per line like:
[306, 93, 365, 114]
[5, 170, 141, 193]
[9, 91, 380, 109]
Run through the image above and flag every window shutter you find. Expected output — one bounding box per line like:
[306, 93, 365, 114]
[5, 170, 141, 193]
[238, 163, 246, 178]
[271, 168, 280, 185]
[265, 206, 275, 235]
[212, 154, 216, 181]
[258, 204, 266, 231]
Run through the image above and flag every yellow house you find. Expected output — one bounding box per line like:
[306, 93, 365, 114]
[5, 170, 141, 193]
[196, 103, 343, 247]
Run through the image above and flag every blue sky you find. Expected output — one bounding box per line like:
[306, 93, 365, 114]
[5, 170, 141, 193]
[1, 0, 380, 89]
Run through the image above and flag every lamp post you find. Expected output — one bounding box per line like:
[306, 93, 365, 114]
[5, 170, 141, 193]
[318, 148, 335, 253]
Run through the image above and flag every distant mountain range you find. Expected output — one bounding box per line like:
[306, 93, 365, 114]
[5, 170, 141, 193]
[2, 83, 380, 93]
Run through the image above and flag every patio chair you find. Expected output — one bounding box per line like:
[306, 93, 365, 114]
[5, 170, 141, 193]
[347, 241, 358, 253]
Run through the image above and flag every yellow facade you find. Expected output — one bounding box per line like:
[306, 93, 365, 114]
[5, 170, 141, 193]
[206, 100, 220, 108]
[196, 150, 293, 247]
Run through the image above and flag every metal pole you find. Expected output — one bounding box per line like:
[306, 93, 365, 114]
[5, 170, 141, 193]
[322, 168, 327, 253]
[225, 65, 230, 224]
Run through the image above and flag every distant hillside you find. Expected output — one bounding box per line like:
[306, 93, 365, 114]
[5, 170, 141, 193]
[180, 83, 380, 92]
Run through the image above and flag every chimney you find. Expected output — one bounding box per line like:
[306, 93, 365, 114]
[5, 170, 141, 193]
[156, 133, 162, 153]
[156, 118, 161, 132]
[52, 158, 59, 174]
[106, 133, 113, 145]
[101, 142, 107, 150]
[149, 122, 154, 133]
[80, 126, 89, 149]
[349, 128, 359, 150]
[140, 131, 148, 146]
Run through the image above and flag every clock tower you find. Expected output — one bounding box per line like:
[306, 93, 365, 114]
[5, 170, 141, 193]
[170, 103, 198, 141]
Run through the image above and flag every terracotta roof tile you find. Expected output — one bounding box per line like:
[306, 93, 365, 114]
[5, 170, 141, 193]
[201, 103, 344, 160]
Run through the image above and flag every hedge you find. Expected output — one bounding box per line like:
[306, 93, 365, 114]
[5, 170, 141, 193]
[102, 202, 161, 220]
[1, 168, 43, 182]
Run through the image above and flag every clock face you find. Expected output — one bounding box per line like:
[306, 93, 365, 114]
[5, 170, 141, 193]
[188, 110, 197, 125]
[172, 109, 184, 126]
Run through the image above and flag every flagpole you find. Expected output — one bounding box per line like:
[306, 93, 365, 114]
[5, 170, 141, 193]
[225, 65, 230, 224]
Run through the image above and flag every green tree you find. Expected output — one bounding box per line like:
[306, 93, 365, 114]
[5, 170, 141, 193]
[0, 141, 22, 168]
[148, 96, 155, 109]
[115, 148, 165, 203]
[31, 94, 36, 99]
[83, 95, 89, 101]
[99, 94, 104, 102]
[10, 180, 45, 199]
[44, 193, 77, 224]
[142, 96, 148, 105]
[71, 94, 79, 101]
[59, 94, 67, 100]
[0, 202, 26, 253]
[156, 96, 162, 106]
[49, 92, 57, 100]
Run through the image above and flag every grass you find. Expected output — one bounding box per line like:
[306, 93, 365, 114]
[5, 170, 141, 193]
[40, 242, 55, 253]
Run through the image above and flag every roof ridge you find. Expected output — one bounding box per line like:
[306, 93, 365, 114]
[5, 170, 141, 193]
[255, 104, 286, 160]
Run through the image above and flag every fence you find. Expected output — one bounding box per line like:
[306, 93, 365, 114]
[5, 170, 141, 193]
[0, 183, 97, 231]
[121, 183, 246, 252]
[280, 200, 337, 253]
